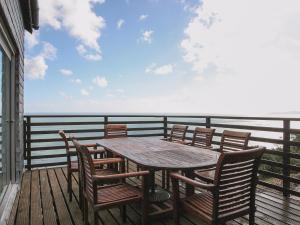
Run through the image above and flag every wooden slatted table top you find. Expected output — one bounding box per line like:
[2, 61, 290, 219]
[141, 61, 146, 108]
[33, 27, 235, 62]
[97, 137, 220, 170]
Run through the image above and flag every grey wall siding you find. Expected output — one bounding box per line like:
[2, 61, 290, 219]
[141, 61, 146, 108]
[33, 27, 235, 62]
[0, 0, 25, 181]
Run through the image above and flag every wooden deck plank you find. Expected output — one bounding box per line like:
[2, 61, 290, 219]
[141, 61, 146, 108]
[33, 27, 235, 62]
[39, 169, 57, 225]
[9, 166, 300, 225]
[15, 172, 31, 225]
[47, 169, 73, 225]
[54, 168, 83, 225]
[30, 170, 43, 225]
[7, 191, 20, 225]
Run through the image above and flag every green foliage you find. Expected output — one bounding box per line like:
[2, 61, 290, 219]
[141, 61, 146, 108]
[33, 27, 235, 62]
[259, 134, 300, 181]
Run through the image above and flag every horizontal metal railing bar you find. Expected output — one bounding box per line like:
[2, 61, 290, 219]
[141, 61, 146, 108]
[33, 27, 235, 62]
[259, 170, 300, 184]
[29, 127, 164, 135]
[29, 153, 68, 159]
[24, 114, 165, 118]
[260, 159, 300, 172]
[29, 120, 163, 126]
[30, 145, 67, 151]
[24, 114, 300, 121]
[167, 121, 206, 126]
[25, 161, 67, 168]
[27, 133, 163, 143]
[258, 180, 300, 197]
[210, 123, 284, 132]
[264, 149, 300, 159]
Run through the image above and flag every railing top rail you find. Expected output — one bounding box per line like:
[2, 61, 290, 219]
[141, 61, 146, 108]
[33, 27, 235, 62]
[24, 114, 300, 121]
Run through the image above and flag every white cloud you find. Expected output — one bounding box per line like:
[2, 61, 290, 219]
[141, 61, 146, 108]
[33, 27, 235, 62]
[76, 44, 102, 61]
[60, 69, 73, 76]
[145, 63, 174, 75]
[25, 31, 39, 49]
[25, 42, 57, 80]
[39, 0, 105, 60]
[93, 76, 108, 87]
[139, 14, 148, 21]
[140, 30, 154, 43]
[80, 89, 90, 96]
[179, 0, 300, 114]
[117, 19, 125, 29]
[71, 78, 82, 84]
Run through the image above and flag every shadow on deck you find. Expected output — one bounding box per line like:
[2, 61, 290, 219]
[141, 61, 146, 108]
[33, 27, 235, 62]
[8, 165, 300, 225]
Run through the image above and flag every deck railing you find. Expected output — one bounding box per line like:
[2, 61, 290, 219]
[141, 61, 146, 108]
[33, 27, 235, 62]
[23, 114, 300, 198]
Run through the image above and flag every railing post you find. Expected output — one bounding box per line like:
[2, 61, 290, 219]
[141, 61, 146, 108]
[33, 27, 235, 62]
[163, 116, 168, 138]
[282, 119, 290, 197]
[104, 116, 108, 125]
[26, 116, 31, 170]
[206, 117, 211, 128]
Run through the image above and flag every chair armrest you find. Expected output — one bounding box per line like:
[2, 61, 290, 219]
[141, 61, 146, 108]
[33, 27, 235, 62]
[92, 157, 124, 165]
[83, 143, 97, 148]
[170, 172, 215, 191]
[88, 148, 106, 154]
[93, 171, 149, 182]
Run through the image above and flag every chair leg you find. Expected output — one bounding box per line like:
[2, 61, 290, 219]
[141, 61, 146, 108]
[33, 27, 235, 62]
[79, 178, 83, 210]
[94, 210, 99, 225]
[68, 172, 72, 201]
[171, 176, 180, 225]
[166, 171, 170, 190]
[249, 211, 255, 225]
[162, 170, 166, 189]
[84, 198, 88, 225]
[121, 205, 127, 223]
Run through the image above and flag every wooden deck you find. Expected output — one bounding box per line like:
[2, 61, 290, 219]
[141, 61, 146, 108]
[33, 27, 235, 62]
[8, 165, 300, 225]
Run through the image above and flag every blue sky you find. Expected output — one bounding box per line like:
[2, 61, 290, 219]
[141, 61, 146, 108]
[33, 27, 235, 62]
[24, 0, 300, 115]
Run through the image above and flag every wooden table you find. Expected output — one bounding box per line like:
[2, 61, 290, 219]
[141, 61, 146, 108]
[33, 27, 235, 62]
[97, 137, 220, 197]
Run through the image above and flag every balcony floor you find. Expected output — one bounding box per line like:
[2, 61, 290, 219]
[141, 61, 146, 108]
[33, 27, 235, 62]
[8, 165, 300, 225]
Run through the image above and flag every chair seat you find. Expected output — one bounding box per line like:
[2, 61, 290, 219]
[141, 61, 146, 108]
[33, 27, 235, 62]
[194, 169, 215, 183]
[182, 192, 213, 222]
[95, 168, 118, 176]
[95, 183, 142, 207]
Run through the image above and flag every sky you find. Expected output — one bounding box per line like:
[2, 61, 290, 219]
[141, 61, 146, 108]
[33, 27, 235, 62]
[24, 0, 300, 115]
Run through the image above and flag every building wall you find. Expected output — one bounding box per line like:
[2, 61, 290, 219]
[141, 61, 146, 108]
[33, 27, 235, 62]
[0, 0, 25, 181]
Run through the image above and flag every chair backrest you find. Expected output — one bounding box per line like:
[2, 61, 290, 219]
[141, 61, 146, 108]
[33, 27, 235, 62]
[191, 127, 215, 148]
[58, 130, 71, 167]
[169, 124, 188, 142]
[220, 130, 251, 152]
[72, 138, 96, 203]
[104, 124, 128, 138]
[213, 147, 265, 222]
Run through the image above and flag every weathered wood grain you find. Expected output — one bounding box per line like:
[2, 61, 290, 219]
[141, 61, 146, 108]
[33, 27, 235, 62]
[97, 137, 219, 170]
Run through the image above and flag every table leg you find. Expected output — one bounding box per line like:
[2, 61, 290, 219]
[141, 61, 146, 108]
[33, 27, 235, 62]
[185, 169, 195, 197]
[149, 169, 156, 193]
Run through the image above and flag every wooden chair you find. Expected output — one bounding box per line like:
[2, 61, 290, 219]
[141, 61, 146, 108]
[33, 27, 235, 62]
[187, 127, 215, 149]
[58, 130, 115, 201]
[70, 137, 124, 210]
[194, 130, 251, 183]
[163, 124, 188, 143]
[104, 124, 128, 138]
[171, 147, 265, 225]
[162, 124, 188, 188]
[59, 130, 111, 202]
[73, 139, 150, 225]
